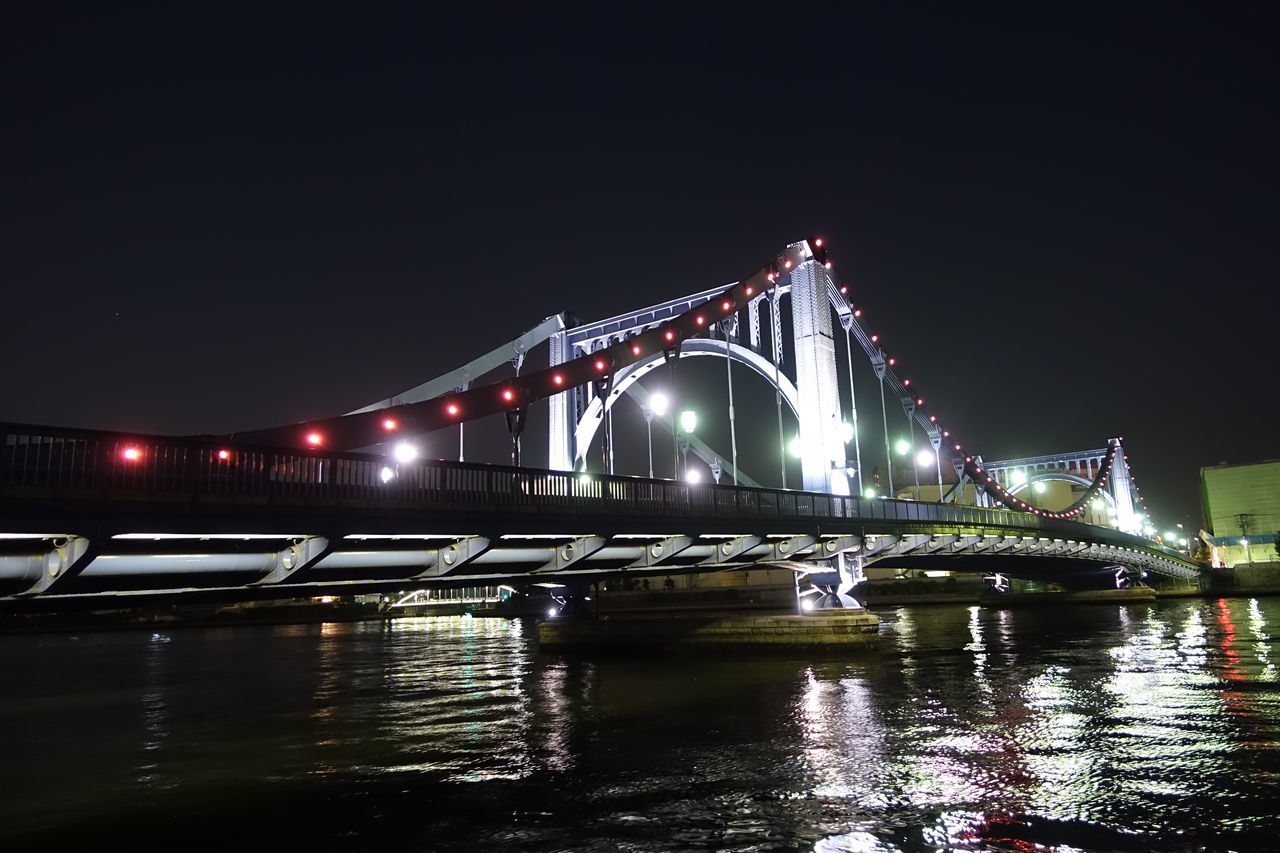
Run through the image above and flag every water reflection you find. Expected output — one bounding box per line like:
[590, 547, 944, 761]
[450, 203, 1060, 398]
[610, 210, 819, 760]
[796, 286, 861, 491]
[1, 601, 1278, 850]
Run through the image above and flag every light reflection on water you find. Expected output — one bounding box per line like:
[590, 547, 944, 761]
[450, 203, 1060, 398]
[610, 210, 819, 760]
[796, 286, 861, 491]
[0, 599, 1278, 850]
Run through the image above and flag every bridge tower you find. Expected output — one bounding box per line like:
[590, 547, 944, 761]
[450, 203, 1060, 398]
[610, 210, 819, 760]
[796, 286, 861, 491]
[1107, 437, 1140, 535]
[541, 244, 850, 494]
[789, 260, 848, 494]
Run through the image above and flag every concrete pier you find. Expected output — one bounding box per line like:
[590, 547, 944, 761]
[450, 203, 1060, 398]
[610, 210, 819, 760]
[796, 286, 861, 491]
[538, 609, 880, 651]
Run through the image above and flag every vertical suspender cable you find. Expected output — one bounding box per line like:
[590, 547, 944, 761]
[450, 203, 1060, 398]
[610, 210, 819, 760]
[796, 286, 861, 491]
[844, 327, 863, 497]
[723, 323, 738, 486]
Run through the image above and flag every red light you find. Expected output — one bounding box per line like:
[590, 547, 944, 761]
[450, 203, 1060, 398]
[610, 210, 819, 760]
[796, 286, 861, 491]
[695, 315, 705, 326]
[217, 449, 230, 461]
[887, 357, 895, 366]
[306, 433, 323, 447]
[721, 299, 732, 311]
[767, 272, 775, 282]
[446, 403, 460, 417]
[382, 418, 398, 431]
[903, 379, 911, 386]
[853, 309, 861, 317]
[929, 415, 937, 422]
[783, 259, 792, 269]
[502, 389, 515, 402]
[122, 446, 142, 462]
[664, 329, 676, 342]
[552, 374, 564, 386]
[631, 344, 641, 355]
[839, 285, 847, 294]
[745, 285, 755, 295]
[824, 261, 833, 270]
[870, 334, 878, 343]
[594, 359, 607, 371]
[943, 431, 950, 437]
[915, 398, 923, 406]
[814, 237, 823, 247]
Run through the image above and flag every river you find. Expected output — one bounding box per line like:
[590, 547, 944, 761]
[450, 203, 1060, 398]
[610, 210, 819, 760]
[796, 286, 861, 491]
[1, 598, 1277, 851]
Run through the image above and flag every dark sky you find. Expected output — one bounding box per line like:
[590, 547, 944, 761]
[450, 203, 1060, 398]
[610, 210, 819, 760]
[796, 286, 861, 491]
[3, 4, 1277, 529]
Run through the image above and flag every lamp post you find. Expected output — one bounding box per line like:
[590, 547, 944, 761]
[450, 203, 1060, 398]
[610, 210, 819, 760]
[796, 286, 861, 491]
[644, 392, 669, 479]
[679, 410, 697, 479]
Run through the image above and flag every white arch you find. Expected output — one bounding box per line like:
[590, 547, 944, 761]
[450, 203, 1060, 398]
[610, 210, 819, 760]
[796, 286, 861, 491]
[574, 340, 801, 462]
[1006, 472, 1117, 507]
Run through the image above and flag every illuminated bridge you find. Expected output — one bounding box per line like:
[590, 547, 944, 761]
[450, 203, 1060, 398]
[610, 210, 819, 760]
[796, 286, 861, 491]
[0, 239, 1199, 606]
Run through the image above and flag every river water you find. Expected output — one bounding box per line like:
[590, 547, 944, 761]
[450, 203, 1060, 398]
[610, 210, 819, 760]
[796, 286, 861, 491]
[2, 599, 1277, 851]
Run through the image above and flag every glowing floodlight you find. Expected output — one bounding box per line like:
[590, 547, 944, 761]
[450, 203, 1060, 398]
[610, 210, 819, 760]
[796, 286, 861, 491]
[379, 466, 395, 484]
[916, 449, 935, 468]
[1033, 482, 1046, 494]
[1010, 469, 1027, 486]
[649, 392, 669, 417]
[393, 442, 419, 463]
[122, 446, 142, 462]
[679, 410, 697, 434]
[686, 469, 702, 484]
[894, 439, 910, 456]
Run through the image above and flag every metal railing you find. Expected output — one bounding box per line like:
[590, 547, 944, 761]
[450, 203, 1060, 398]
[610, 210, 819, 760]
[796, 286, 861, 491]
[0, 422, 1188, 563]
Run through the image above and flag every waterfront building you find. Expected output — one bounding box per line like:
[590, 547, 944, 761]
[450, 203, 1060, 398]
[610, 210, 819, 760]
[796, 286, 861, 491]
[1201, 458, 1280, 568]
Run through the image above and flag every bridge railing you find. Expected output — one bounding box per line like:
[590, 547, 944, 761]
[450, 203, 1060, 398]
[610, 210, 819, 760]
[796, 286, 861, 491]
[0, 422, 1186, 561]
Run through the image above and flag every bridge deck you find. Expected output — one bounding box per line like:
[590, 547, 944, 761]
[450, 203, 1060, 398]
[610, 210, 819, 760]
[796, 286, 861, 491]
[0, 423, 1199, 604]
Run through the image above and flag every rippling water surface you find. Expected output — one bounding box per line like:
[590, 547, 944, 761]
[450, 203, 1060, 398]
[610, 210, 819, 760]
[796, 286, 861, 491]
[2, 599, 1278, 851]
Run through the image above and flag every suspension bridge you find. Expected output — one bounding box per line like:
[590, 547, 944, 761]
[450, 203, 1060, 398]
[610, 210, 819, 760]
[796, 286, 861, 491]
[0, 238, 1198, 607]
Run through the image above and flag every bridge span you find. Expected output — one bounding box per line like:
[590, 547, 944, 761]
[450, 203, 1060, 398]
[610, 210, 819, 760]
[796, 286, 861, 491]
[0, 422, 1197, 608]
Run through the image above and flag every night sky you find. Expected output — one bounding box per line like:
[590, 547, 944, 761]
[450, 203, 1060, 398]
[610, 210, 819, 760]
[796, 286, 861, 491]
[3, 5, 1277, 529]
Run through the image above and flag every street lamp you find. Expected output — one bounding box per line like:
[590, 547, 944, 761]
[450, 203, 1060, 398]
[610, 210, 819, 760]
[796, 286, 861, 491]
[894, 438, 910, 456]
[678, 410, 697, 477]
[642, 392, 670, 479]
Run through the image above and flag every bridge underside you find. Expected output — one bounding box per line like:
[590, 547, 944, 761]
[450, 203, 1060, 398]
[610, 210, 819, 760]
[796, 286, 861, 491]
[0, 490, 1198, 610]
[865, 554, 1145, 590]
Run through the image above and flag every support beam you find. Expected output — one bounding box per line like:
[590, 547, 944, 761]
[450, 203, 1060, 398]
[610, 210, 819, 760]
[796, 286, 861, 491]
[699, 535, 764, 566]
[254, 536, 332, 586]
[417, 537, 492, 578]
[21, 536, 96, 596]
[534, 536, 609, 573]
[623, 535, 694, 569]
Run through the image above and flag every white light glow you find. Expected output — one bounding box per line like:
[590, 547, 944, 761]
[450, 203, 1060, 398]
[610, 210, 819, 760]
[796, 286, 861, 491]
[680, 410, 697, 434]
[393, 442, 419, 463]
[1010, 470, 1027, 486]
[686, 469, 702, 484]
[649, 392, 669, 417]
[916, 449, 935, 468]
[379, 466, 395, 484]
